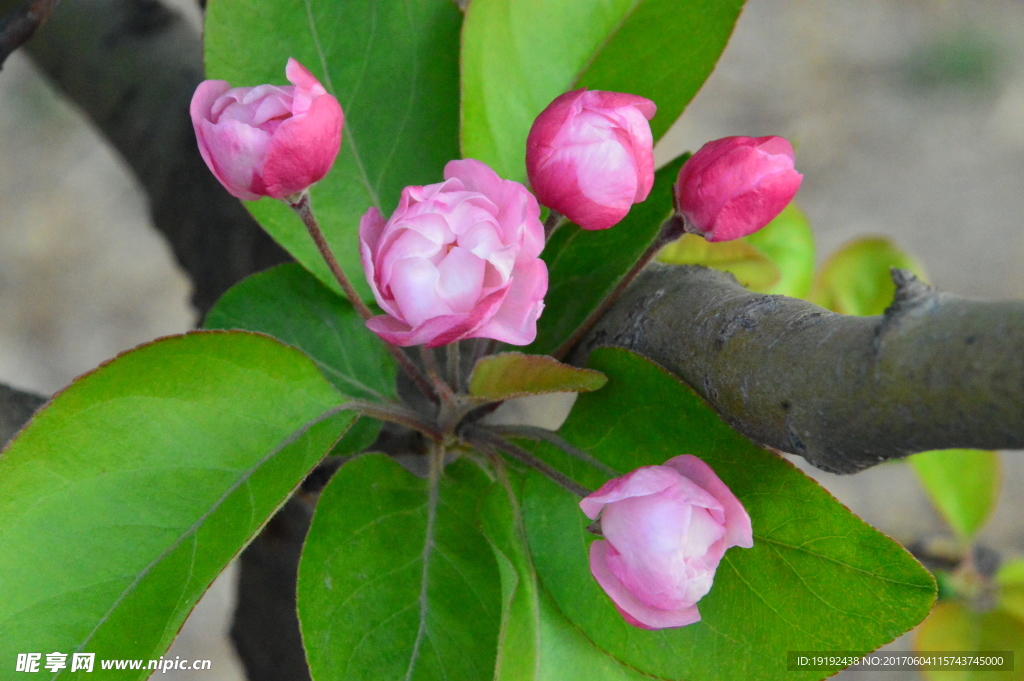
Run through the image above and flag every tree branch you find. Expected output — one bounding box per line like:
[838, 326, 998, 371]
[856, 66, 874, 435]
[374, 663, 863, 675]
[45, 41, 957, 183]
[0, 383, 47, 447]
[572, 263, 1024, 474]
[3, 0, 288, 317]
[0, 0, 60, 68]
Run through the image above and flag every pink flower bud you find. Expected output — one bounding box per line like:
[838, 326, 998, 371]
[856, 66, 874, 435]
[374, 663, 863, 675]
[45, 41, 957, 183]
[190, 58, 343, 201]
[526, 89, 656, 231]
[359, 159, 548, 348]
[674, 135, 803, 242]
[579, 455, 753, 630]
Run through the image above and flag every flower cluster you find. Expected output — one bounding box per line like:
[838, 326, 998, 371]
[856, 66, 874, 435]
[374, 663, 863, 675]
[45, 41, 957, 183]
[191, 60, 780, 631]
[191, 60, 801, 349]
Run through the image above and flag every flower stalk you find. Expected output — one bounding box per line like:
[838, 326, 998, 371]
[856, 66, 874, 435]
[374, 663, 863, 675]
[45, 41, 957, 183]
[288, 192, 439, 403]
[463, 425, 592, 498]
[552, 214, 686, 360]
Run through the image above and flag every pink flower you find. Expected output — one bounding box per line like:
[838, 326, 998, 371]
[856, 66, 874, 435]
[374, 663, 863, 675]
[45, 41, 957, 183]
[526, 89, 656, 231]
[674, 135, 803, 242]
[359, 159, 548, 347]
[190, 58, 343, 201]
[579, 455, 753, 630]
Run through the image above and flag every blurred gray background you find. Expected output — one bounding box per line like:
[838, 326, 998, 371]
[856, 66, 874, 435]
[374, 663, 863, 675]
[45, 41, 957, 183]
[2, 0, 1023, 678]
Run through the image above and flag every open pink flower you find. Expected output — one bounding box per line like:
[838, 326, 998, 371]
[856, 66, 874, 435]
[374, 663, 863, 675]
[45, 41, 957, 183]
[190, 58, 343, 201]
[359, 159, 547, 347]
[580, 455, 753, 630]
[526, 89, 656, 230]
[675, 135, 802, 242]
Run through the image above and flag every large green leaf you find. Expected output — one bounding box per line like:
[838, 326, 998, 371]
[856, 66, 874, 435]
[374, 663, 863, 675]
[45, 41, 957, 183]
[461, 0, 745, 183]
[205, 263, 397, 402]
[529, 154, 686, 354]
[520, 347, 936, 680]
[205, 263, 400, 456]
[204, 0, 463, 299]
[482, 475, 652, 681]
[908, 449, 1000, 542]
[0, 332, 354, 678]
[297, 454, 501, 681]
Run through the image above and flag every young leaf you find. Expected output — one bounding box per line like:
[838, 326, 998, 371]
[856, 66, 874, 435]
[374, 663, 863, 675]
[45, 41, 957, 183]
[744, 202, 816, 298]
[297, 454, 501, 681]
[461, 0, 745, 183]
[908, 449, 1000, 542]
[657, 233, 781, 291]
[204, 0, 463, 299]
[810, 236, 927, 316]
[469, 352, 607, 401]
[0, 332, 354, 677]
[520, 347, 936, 680]
[529, 154, 687, 354]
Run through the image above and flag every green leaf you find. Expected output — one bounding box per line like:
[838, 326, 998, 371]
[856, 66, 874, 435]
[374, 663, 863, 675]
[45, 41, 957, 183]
[481, 477, 651, 681]
[810, 236, 927, 316]
[657, 233, 781, 291]
[529, 154, 687, 354]
[204, 0, 463, 299]
[520, 347, 936, 680]
[205, 263, 397, 457]
[297, 454, 501, 681]
[998, 559, 1024, 622]
[908, 449, 1000, 542]
[461, 0, 745, 183]
[469, 352, 607, 401]
[915, 601, 1024, 681]
[205, 263, 397, 402]
[0, 332, 353, 678]
[744, 202, 816, 298]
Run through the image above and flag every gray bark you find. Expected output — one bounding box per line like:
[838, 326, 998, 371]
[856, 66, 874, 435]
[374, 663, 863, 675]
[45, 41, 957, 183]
[0, 383, 46, 447]
[573, 264, 1024, 473]
[1, 0, 288, 317]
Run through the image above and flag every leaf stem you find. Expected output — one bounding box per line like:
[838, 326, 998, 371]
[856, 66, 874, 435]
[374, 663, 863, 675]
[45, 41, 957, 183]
[487, 424, 619, 477]
[287, 192, 439, 403]
[345, 400, 443, 442]
[288, 191, 374, 321]
[544, 209, 565, 240]
[552, 214, 685, 360]
[462, 426, 592, 498]
[446, 342, 462, 392]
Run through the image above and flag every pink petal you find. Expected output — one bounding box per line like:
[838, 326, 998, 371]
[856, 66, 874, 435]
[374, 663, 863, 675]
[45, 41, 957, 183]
[579, 466, 680, 519]
[260, 92, 343, 198]
[589, 541, 702, 630]
[190, 80, 232, 125]
[388, 257, 450, 327]
[470, 258, 547, 345]
[286, 57, 328, 114]
[435, 247, 486, 313]
[195, 118, 271, 201]
[366, 286, 509, 347]
[663, 455, 753, 549]
[705, 168, 802, 242]
[359, 208, 400, 317]
[584, 90, 657, 120]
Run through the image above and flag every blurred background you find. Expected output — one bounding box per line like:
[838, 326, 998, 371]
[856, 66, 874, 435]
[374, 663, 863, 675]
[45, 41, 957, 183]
[2, 0, 1023, 678]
